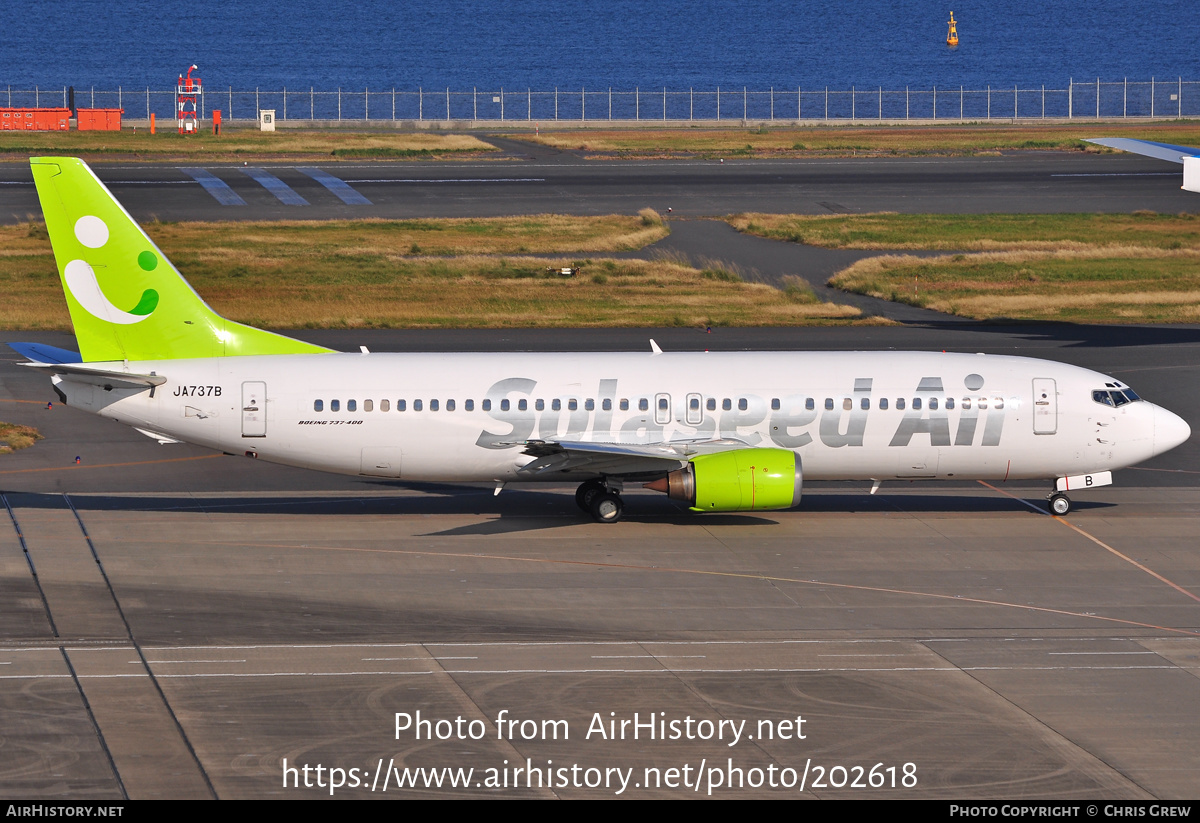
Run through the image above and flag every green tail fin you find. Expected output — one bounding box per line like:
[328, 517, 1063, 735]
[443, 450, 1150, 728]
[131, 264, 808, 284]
[31, 157, 332, 362]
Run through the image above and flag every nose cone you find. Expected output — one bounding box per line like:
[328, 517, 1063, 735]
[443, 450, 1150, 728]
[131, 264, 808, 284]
[1154, 405, 1192, 455]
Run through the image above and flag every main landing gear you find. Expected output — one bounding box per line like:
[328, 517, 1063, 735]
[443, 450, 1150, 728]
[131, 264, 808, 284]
[1048, 492, 1072, 516]
[576, 479, 624, 523]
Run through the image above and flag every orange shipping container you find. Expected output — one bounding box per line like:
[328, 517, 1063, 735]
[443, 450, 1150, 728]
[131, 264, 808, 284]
[0, 108, 69, 131]
[75, 108, 123, 131]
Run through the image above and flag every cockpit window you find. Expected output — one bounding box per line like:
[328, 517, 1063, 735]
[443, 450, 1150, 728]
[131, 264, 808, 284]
[1093, 388, 1142, 407]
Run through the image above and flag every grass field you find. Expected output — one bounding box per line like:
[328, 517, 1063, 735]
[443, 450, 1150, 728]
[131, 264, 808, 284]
[828, 248, 1200, 323]
[0, 130, 498, 162]
[729, 211, 1200, 250]
[509, 122, 1200, 157]
[0, 217, 861, 330]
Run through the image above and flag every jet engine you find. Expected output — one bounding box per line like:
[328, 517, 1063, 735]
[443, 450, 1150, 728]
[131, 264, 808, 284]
[644, 448, 802, 512]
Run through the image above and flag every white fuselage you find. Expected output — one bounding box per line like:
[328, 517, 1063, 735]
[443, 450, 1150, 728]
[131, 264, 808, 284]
[56, 350, 1185, 485]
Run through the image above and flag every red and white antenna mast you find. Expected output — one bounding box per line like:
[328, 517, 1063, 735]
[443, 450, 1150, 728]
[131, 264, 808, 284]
[176, 64, 202, 134]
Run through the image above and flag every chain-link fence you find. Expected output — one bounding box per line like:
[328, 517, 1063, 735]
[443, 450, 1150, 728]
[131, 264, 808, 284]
[4, 79, 1197, 122]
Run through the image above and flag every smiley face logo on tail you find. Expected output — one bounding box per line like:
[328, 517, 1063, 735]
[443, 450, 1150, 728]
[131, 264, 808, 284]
[64, 215, 159, 325]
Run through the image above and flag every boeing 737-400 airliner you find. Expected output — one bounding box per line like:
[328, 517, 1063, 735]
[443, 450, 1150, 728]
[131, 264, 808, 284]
[10, 158, 1191, 522]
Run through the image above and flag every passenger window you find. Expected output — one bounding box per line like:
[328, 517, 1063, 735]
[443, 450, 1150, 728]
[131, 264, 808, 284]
[585, 399, 594, 411]
[842, 398, 853, 411]
[535, 399, 544, 411]
[805, 398, 815, 411]
[639, 399, 649, 412]
[465, 399, 474, 411]
[993, 397, 1003, 410]
[397, 399, 406, 412]
[738, 398, 748, 411]
[723, 399, 732, 411]
[447, 399, 456, 412]
[620, 399, 629, 411]
[896, 398, 905, 410]
[518, 399, 527, 411]
[380, 399, 390, 412]
[944, 397, 953, 410]
[977, 397, 988, 410]
[568, 399, 578, 411]
[912, 398, 921, 410]
[602, 398, 612, 411]
[824, 398, 834, 411]
[861, 398, 870, 410]
[879, 397, 889, 410]
[482, 399, 492, 411]
[553, 399, 562, 411]
[500, 399, 509, 411]
[707, 398, 716, 411]
[347, 399, 357, 412]
[364, 399, 373, 412]
[689, 397, 700, 410]
[314, 399, 323, 412]
[929, 398, 938, 411]
[431, 399, 441, 411]
[414, 399, 423, 411]
[961, 398, 970, 410]
[658, 397, 669, 410]
[331, 399, 340, 412]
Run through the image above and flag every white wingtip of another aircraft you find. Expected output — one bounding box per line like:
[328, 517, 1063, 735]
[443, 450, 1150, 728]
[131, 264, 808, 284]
[1084, 138, 1200, 192]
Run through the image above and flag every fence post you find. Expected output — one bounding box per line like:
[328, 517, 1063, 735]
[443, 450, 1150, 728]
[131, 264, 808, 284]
[1013, 84, 1017, 118]
[257, 87, 260, 118]
[63, 86, 66, 107]
[91, 86, 94, 107]
[1068, 78, 1073, 119]
[1123, 77, 1126, 117]
[852, 85, 855, 120]
[420, 87, 423, 121]
[391, 87, 394, 121]
[1042, 85, 1045, 118]
[1095, 77, 1099, 118]
[35, 86, 38, 107]
[798, 86, 801, 121]
[555, 87, 558, 120]
[987, 85, 990, 119]
[636, 86, 640, 120]
[906, 86, 909, 120]
[690, 87, 692, 120]
[310, 87, 313, 120]
[663, 87, 666, 120]
[743, 86, 746, 121]
[146, 87, 149, 120]
[825, 87, 828, 120]
[581, 87, 584, 121]
[933, 86, 936, 119]
[960, 85, 963, 120]
[528, 88, 531, 121]
[501, 87, 504, 120]
[118, 86, 121, 112]
[1151, 76, 1155, 117]
[446, 87, 450, 121]
[365, 87, 368, 121]
[338, 87, 341, 121]
[770, 86, 773, 120]
[284, 86, 287, 120]
[1180, 77, 1183, 117]
[610, 87, 613, 120]
[473, 87, 476, 121]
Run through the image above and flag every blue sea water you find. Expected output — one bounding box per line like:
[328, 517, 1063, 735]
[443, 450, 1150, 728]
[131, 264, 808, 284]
[2, 0, 1196, 91]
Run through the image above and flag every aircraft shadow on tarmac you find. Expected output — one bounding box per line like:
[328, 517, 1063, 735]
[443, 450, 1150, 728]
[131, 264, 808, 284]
[5, 487, 1114, 532]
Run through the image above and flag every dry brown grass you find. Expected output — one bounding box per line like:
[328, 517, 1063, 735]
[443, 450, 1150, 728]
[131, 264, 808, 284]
[0, 130, 497, 162]
[0, 220, 861, 330]
[508, 123, 1200, 157]
[0, 422, 42, 454]
[830, 248, 1200, 323]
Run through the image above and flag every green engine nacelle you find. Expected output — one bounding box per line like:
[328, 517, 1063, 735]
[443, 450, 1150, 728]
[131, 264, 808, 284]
[646, 448, 802, 512]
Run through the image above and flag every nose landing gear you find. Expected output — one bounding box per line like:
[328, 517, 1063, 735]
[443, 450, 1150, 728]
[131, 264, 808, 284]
[1048, 492, 1072, 516]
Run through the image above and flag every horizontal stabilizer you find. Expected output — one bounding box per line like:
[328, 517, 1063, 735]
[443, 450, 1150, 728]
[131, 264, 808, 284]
[7, 342, 82, 364]
[20, 361, 166, 391]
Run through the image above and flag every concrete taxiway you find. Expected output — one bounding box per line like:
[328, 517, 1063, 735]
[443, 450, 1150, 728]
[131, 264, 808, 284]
[1, 325, 1198, 798]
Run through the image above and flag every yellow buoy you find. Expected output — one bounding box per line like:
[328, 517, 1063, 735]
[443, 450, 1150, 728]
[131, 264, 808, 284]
[947, 11, 959, 46]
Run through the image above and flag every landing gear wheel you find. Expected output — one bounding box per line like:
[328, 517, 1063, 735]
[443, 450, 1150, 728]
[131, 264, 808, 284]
[590, 492, 624, 524]
[1049, 493, 1072, 516]
[576, 479, 606, 512]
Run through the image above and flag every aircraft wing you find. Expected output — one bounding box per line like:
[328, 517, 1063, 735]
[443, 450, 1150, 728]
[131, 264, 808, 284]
[515, 438, 751, 476]
[1085, 138, 1200, 192]
[1084, 138, 1200, 164]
